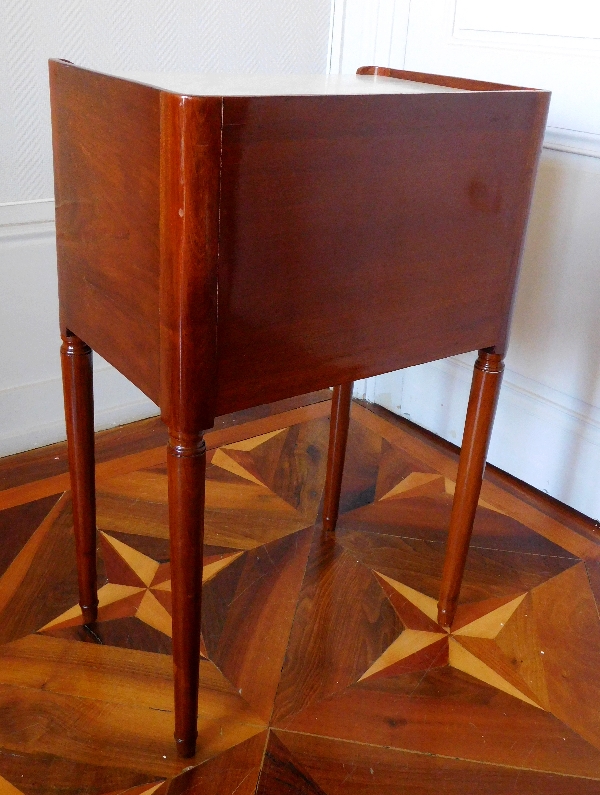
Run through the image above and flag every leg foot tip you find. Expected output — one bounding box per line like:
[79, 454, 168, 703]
[437, 604, 455, 630]
[175, 736, 197, 758]
[322, 516, 337, 533]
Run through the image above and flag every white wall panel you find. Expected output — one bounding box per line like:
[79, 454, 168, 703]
[0, 0, 331, 457]
[0, 0, 330, 204]
[0, 215, 159, 457]
[403, 0, 600, 157]
[454, 1, 600, 40]
[329, 0, 410, 75]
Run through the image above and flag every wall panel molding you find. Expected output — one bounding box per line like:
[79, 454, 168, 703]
[544, 128, 600, 160]
[329, 0, 600, 159]
[403, 0, 600, 151]
[453, 1, 600, 46]
[328, 0, 410, 74]
[0, 0, 331, 204]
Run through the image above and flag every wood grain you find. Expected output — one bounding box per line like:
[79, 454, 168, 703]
[0, 680, 262, 779]
[275, 729, 600, 794]
[0, 747, 154, 795]
[215, 88, 549, 414]
[257, 733, 327, 795]
[0, 392, 329, 493]
[0, 496, 61, 579]
[50, 61, 161, 401]
[323, 383, 353, 532]
[353, 403, 600, 560]
[160, 731, 267, 795]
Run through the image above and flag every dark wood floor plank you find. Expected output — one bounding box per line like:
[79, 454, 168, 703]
[357, 399, 600, 549]
[0, 398, 332, 512]
[338, 493, 577, 558]
[0, 746, 158, 795]
[275, 730, 600, 794]
[229, 430, 291, 495]
[0, 495, 62, 580]
[160, 731, 267, 795]
[352, 403, 600, 560]
[0, 495, 79, 645]
[336, 529, 576, 611]
[273, 671, 600, 779]
[210, 528, 314, 721]
[374, 438, 438, 501]
[265, 418, 330, 523]
[256, 733, 327, 795]
[273, 532, 402, 725]
[334, 417, 382, 516]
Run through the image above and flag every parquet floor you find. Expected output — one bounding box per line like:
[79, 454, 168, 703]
[1, 391, 600, 794]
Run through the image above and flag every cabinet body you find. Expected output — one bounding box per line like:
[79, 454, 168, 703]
[50, 62, 549, 427]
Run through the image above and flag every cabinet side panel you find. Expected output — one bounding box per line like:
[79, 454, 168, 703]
[49, 61, 161, 403]
[216, 91, 548, 415]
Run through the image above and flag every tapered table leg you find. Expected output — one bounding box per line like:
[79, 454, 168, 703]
[438, 348, 505, 629]
[323, 382, 353, 532]
[168, 430, 206, 758]
[60, 333, 98, 624]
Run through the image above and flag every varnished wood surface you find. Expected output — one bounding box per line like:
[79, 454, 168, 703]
[1, 397, 600, 792]
[60, 334, 98, 624]
[322, 383, 353, 532]
[158, 92, 221, 432]
[50, 64, 549, 751]
[50, 60, 549, 418]
[215, 86, 549, 414]
[50, 61, 162, 402]
[356, 64, 534, 92]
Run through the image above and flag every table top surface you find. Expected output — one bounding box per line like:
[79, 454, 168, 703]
[108, 71, 469, 96]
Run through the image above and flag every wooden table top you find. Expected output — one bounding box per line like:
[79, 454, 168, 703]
[105, 71, 469, 96]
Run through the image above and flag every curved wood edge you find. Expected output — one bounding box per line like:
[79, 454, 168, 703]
[356, 65, 542, 93]
[159, 93, 222, 757]
[159, 92, 222, 433]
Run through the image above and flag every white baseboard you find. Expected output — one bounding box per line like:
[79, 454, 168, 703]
[0, 365, 159, 459]
[0, 201, 159, 459]
[363, 355, 600, 521]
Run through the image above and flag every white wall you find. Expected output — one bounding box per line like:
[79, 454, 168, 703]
[334, 0, 600, 519]
[0, 0, 330, 458]
[4, 1, 599, 524]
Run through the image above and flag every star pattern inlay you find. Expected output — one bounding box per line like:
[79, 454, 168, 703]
[39, 532, 243, 639]
[362, 571, 544, 709]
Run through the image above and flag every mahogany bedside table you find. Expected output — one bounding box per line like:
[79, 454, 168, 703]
[49, 60, 549, 757]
